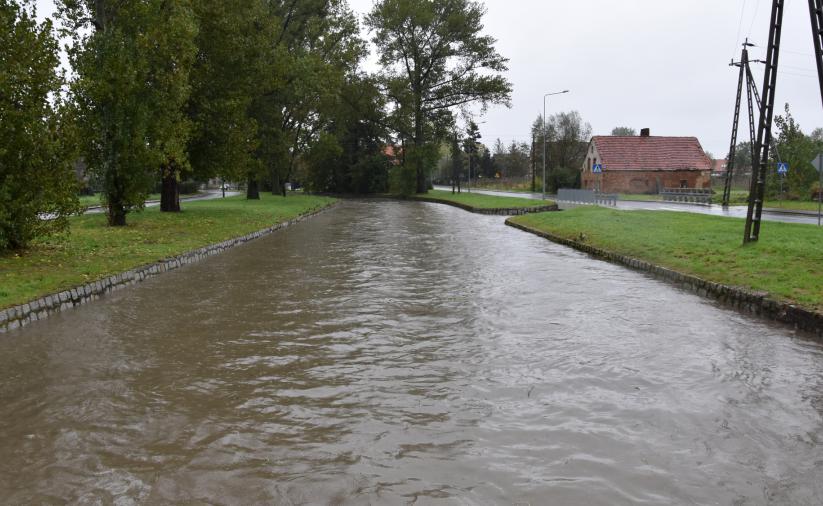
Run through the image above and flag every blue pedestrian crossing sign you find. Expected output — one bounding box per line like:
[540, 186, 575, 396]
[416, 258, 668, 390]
[777, 162, 789, 175]
[592, 163, 603, 174]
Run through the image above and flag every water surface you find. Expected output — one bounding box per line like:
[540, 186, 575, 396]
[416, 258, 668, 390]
[1, 200, 821, 505]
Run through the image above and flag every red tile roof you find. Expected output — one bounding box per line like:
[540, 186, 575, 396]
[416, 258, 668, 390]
[592, 136, 712, 171]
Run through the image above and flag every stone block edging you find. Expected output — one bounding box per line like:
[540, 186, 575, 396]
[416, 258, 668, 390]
[411, 196, 559, 216]
[0, 203, 338, 334]
[505, 219, 823, 337]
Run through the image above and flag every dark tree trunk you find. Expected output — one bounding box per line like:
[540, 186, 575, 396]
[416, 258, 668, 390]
[107, 201, 127, 227]
[247, 177, 260, 200]
[160, 166, 180, 212]
[414, 100, 427, 194]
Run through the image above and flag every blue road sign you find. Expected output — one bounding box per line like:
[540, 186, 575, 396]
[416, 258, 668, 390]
[777, 162, 789, 175]
[592, 163, 603, 174]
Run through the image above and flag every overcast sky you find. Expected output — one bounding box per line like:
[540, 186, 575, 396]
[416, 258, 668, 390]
[35, 0, 823, 158]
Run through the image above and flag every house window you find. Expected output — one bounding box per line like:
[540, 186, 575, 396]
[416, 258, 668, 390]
[587, 158, 591, 171]
[680, 180, 688, 188]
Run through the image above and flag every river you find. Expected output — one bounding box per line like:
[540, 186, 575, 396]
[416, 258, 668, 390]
[1, 200, 821, 505]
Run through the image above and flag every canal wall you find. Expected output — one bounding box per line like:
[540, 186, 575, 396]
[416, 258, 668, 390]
[0, 204, 338, 334]
[506, 220, 823, 337]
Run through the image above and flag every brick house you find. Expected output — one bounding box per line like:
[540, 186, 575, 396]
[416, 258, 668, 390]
[580, 130, 712, 194]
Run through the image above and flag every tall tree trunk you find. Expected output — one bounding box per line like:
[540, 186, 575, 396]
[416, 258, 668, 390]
[414, 99, 427, 194]
[107, 201, 127, 227]
[272, 170, 284, 197]
[247, 176, 260, 200]
[160, 164, 180, 212]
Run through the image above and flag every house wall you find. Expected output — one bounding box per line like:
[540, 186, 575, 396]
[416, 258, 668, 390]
[582, 169, 712, 193]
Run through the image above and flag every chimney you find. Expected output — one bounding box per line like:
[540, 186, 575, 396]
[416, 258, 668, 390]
[640, 128, 650, 137]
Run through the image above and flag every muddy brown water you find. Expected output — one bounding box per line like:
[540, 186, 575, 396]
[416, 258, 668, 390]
[1, 200, 822, 505]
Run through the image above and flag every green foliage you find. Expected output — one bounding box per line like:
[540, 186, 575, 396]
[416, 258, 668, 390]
[611, 127, 636, 136]
[61, 0, 198, 225]
[302, 73, 387, 194]
[367, 0, 512, 193]
[390, 165, 418, 196]
[768, 104, 822, 199]
[0, 0, 81, 250]
[254, 0, 366, 195]
[187, 0, 265, 186]
[304, 132, 345, 191]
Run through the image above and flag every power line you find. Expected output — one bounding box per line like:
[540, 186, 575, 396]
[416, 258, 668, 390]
[747, 0, 762, 38]
[733, 0, 749, 59]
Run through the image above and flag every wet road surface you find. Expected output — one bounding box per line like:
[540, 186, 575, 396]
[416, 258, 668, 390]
[1, 200, 822, 504]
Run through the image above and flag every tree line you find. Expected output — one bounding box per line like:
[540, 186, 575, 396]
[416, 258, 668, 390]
[0, 0, 511, 250]
[438, 111, 592, 193]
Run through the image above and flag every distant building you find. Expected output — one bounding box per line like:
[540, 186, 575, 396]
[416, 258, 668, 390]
[580, 129, 712, 194]
[383, 145, 402, 166]
[711, 159, 728, 176]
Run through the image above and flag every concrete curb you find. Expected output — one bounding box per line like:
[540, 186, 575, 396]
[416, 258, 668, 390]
[505, 219, 823, 337]
[0, 203, 338, 335]
[410, 197, 559, 216]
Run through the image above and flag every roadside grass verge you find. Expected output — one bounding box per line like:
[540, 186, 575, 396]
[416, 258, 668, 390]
[618, 193, 663, 202]
[510, 207, 823, 311]
[419, 189, 555, 209]
[0, 193, 335, 309]
[764, 200, 823, 212]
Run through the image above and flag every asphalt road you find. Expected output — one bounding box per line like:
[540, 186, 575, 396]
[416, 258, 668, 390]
[433, 185, 823, 225]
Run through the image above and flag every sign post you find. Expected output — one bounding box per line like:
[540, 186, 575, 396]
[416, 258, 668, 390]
[812, 155, 823, 226]
[777, 162, 789, 208]
[592, 163, 603, 193]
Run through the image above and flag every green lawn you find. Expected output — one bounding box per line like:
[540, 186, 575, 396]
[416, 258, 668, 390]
[764, 200, 823, 212]
[419, 189, 555, 209]
[0, 193, 335, 309]
[510, 207, 823, 311]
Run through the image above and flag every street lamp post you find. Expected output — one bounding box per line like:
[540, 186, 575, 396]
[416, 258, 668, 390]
[543, 90, 570, 200]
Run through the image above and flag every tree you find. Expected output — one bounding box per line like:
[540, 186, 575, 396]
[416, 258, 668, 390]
[0, 0, 80, 249]
[546, 110, 591, 191]
[770, 104, 819, 199]
[367, 0, 512, 193]
[450, 132, 463, 193]
[254, 0, 365, 197]
[187, 0, 267, 199]
[611, 126, 636, 136]
[506, 141, 530, 178]
[479, 148, 494, 179]
[462, 121, 481, 183]
[303, 74, 389, 194]
[61, 0, 197, 223]
[150, 1, 197, 212]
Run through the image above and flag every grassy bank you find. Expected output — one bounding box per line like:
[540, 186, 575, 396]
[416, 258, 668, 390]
[510, 207, 823, 311]
[0, 193, 335, 309]
[419, 189, 555, 209]
[620, 190, 821, 212]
